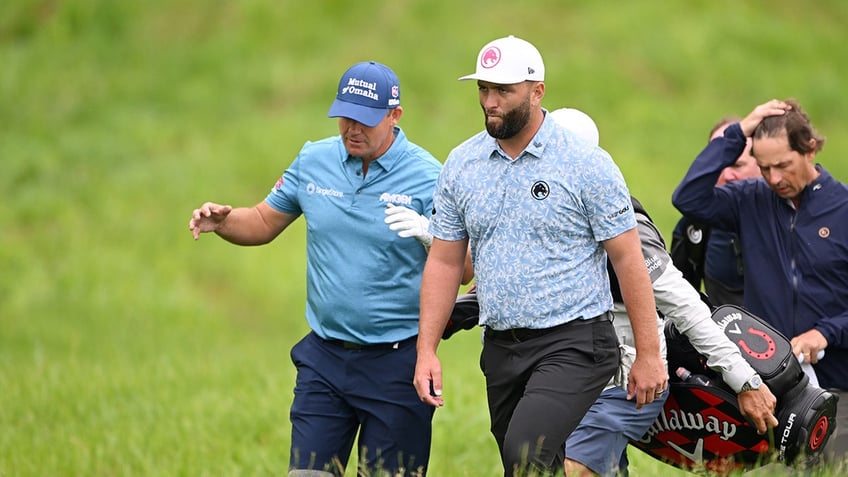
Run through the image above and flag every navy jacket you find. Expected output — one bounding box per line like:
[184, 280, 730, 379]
[672, 122, 848, 390]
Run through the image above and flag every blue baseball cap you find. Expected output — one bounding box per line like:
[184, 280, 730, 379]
[328, 61, 401, 127]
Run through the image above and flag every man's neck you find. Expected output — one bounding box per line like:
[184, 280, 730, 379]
[361, 129, 398, 176]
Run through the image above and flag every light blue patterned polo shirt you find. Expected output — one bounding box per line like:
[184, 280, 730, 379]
[430, 113, 636, 330]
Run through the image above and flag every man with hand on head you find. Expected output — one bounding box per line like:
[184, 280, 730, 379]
[413, 35, 667, 476]
[670, 117, 761, 307]
[548, 108, 777, 477]
[189, 61, 442, 477]
[673, 98, 848, 464]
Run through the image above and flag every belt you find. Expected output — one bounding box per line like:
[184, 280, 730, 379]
[484, 312, 612, 343]
[323, 335, 415, 350]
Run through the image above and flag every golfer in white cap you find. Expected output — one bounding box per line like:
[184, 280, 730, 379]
[413, 35, 667, 476]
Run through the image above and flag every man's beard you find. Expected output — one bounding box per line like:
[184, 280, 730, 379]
[485, 98, 532, 139]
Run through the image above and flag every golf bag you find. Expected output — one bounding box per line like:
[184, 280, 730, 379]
[630, 304, 838, 474]
[442, 288, 480, 339]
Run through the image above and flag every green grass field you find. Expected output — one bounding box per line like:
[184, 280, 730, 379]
[3, 1, 848, 475]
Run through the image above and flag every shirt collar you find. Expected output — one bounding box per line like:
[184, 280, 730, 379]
[790, 164, 833, 209]
[811, 164, 830, 188]
[343, 126, 406, 172]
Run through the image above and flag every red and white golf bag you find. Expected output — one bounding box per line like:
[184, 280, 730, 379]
[629, 304, 838, 474]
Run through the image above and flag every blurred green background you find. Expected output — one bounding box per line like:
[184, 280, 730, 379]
[2, 0, 847, 475]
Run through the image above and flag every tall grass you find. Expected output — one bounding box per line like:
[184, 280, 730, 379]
[2, 0, 847, 475]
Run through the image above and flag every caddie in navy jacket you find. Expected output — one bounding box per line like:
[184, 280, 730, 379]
[672, 98, 848, 461]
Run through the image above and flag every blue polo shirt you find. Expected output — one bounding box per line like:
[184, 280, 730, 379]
[430, 113, 636, 330]
[265, 127, 442, 344]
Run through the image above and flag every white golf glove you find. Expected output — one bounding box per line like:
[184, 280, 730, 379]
[384, 204, 433, 247]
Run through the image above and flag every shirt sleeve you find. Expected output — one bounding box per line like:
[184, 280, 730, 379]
[585, 151, 637, 241]
[636, 212, 671, 283]
[429, 156, 468, 242]
[265, 152, 304, 216]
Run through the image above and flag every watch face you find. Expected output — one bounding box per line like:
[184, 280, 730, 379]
[750, 375, 762, 388]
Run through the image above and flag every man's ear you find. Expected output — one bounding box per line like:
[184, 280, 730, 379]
[532, 81, 545, 104]
[390, 106, 403, 125]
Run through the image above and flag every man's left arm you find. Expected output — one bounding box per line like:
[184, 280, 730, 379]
[604, 227, 668, 408]
[792, 328, 832, 364]
[791, 301, 848, 363]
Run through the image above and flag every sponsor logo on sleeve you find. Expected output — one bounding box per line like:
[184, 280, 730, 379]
[606, 203, 632, 220]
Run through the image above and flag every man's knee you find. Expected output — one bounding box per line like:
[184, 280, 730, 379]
[564, 458, 597, 477]
[502, 435, 561, 476]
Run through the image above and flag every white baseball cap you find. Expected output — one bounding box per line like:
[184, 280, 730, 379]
[549, 108, 600, 146]
[459, 35, 545, 84]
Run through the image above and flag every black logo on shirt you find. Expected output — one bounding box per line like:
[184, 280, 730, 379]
[606, 204, 632, 220]
[531, 181, 549, 200]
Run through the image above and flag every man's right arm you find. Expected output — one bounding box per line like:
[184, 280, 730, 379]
[673, 100, 794, 223]
[413, 237, 469, 408]
[671, 123, 747, 223]
[190, 201, 297, 245]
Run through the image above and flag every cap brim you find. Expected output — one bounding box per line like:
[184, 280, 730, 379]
[457, 73, 526, 84]
[328, 100, 387, 128]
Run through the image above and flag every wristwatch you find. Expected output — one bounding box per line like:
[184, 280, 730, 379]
[740, 374, 763, 393]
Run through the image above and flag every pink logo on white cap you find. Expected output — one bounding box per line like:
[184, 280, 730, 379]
[480, 46, 501, 69]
